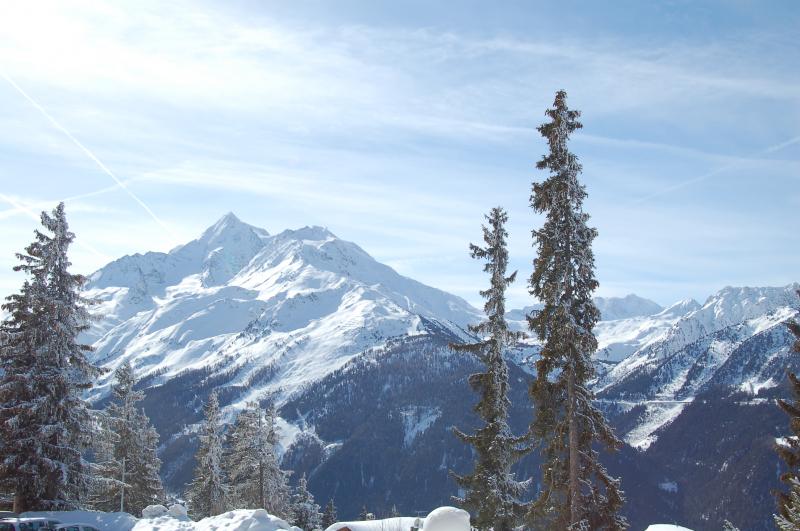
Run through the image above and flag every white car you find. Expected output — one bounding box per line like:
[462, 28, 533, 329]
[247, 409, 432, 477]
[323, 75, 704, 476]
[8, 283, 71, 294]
[52, 526, 99, 531]
[0, 518, 61, 531]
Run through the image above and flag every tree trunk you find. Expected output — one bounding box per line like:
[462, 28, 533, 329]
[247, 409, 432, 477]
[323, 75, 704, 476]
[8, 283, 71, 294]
[568, 366, 580, 527]
[259, 461, 265, 510]
[13, 491, 27, 514]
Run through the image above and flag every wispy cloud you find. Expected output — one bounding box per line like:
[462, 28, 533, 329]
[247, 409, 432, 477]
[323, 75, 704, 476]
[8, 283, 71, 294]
[0, 0, 797, 308]
[1, 71, 176, 238]
[0, 192, 110, 261]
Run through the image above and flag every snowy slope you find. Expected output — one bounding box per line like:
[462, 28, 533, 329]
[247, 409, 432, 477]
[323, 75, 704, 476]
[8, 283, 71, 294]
[505, 284, 800, 450]
[507, 297, 694, 364]
[594, 299, 700, 363]
[594, 294, 664, 321]
[80, 212, 799, 500]
[599, 285, 800, 392]
[596, 284, 800, 449]
[83, 213, 481, 408]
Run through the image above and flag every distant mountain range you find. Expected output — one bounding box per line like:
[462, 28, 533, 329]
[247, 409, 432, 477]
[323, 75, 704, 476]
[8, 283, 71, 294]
[80, 213, 799, 530]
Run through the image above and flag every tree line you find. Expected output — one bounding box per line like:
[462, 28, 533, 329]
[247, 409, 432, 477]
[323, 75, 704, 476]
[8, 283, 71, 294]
[0, 203, 332, 529]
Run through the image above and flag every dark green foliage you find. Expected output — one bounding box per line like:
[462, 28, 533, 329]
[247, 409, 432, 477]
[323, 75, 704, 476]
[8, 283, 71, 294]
[449, 207, 530, 530]
[223, 402, 290, 517]
[91, 361, 164, 514]
[526, 91, 626, 530]
[777, 290, 800, 520]
[776, 478, 800, 530]
[291, 473, 321, 531]
[0, 203, 100, 512]
[321, 499, 338, 529]
[187, 390, 227, 518]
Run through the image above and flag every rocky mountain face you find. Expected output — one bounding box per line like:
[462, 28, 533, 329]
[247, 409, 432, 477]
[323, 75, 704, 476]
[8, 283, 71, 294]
[82, 214, 799, 530]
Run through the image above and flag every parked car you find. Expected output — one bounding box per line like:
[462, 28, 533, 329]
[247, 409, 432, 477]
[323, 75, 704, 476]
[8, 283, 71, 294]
[52, 525, 99, 531]
[0, 518, 61, 530]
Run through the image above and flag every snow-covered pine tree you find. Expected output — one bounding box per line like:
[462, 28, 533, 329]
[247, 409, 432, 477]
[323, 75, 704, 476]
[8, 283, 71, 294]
[127, 420, 164, 514]
[0, 203, 100, 512]
[389, 504, 400, 518]
[0, 280, 40, 511]
[187, 390, 228, 518]
[321, 499, 338, 529]
[526, 91, 626, 530]
[359, 505, 369, 521]
[223, 402, 290, 517]
[776, 477, 800, 531]
[91, 361, 164, 515]
[449, 206, 530, 531]
[777, 292, 800, 520]
[722, 519, 741, 531]
[291, 473, 321, 531]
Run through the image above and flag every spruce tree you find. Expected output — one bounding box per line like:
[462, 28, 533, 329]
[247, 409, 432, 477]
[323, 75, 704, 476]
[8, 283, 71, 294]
[776, 478, 800, 531]
[321, 499, 338, 529]
[526, 91, 626, 530]
[449, 207, 530, 531]
[0, 203, 100, 512]
[223, 402, 290, 517]
[0, 281, 39, 511]
[91, 361, 164, 514]
[291, 473, 321, 531]
[187, 390, 228, 518]
[777, 291, 800, 519]
[360, 505, 369, 521]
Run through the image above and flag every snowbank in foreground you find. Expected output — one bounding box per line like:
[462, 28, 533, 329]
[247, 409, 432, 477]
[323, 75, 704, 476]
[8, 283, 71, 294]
[645, 525, 695, 531]
[325, 517, 419, 531]
[325, 507, 468, 531]
[21, 509, 297, 531]
[132, 509, 298, 531]
[21, 510, 138, 530]
[422, 507, 468, 531]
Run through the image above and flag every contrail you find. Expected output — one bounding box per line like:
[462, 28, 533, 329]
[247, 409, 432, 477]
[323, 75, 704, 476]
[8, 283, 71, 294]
[0, 180, 136, 221]
[0, 192, 110, 261]
[631, 135, 800, 205]
[0, 70, 177, 239]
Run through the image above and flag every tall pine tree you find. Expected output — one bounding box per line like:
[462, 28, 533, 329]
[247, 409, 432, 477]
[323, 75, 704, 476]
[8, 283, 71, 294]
[223, 401, 291, 518]
[526, 91, 626, 530]
[0, 203, 100, 512]
[91, 361, 164, 515]
[187, 390, 228, 518]
[450, 206, 530, 530]
[776, 290, 800, 519]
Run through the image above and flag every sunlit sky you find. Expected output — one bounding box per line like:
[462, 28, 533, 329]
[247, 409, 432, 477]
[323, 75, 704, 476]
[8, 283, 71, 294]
[1, 0, 798, 310]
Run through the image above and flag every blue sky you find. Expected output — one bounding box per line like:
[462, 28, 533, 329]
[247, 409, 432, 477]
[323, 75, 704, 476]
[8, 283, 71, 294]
[0, 0, 798, 309]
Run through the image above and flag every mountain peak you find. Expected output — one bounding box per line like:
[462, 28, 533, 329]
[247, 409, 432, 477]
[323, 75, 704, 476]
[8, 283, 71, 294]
[199, 212, 267, 244]
[278, 225, 337, 241]
[594, 294, 663, 321]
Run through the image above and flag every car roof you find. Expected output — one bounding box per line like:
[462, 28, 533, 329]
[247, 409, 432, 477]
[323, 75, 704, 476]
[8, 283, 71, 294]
[0, 518, 57, 522]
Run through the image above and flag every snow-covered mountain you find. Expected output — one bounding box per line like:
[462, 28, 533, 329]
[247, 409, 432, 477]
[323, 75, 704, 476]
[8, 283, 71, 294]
[78, 213, 799, 530]
[505, 285, 800, 451]
[505, 294, 664, 334]
[84, 213, 481, 405]
[85, 213, 798, 450]
[595, 294, 665, 321]
[595, 285, 799, 450]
